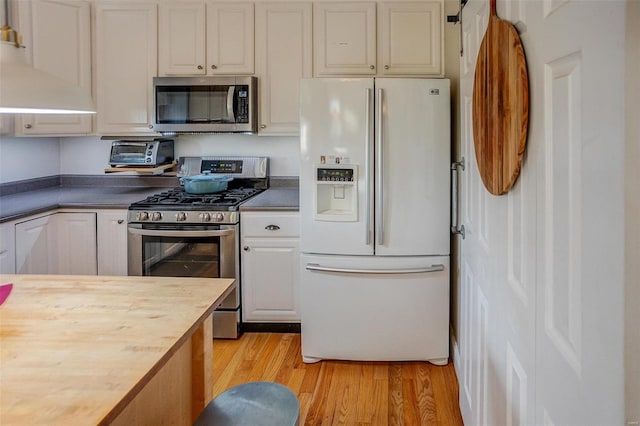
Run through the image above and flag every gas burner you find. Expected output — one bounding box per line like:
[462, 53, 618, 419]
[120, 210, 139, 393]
[129, 187, 264, 211]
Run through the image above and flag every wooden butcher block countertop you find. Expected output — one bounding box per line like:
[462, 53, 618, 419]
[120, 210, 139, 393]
[0, 275, 236, 425]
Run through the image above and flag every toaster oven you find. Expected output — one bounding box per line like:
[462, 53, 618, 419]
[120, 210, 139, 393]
[109, 139, 174, 167]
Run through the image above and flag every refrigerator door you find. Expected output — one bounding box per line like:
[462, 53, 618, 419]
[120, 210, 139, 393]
[300, 253, 450, 363]
[300, 78, 375, 255]
[374, 78, 451, 256]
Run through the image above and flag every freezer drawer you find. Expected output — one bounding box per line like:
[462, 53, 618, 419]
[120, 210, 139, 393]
[300, 254, 450, 364]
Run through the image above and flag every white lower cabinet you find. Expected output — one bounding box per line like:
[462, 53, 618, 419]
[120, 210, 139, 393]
[0, 223, 16, 274]
[96, 210, 128, 276]
[241, 212, 300, 322]
[15, 212, 97, 275]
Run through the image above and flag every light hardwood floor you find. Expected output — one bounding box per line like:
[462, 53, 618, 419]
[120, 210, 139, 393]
[212, 333, 464, 425]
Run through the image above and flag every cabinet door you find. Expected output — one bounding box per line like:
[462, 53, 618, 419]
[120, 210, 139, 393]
[56, 212, 97, 275]
[15, 215, 55, 274]
[206, 2, 254, 75]
[255, 2, 312, 136]
[95, 2, 158, 135]
[0, 223, 16, 274]
[378, 1, 443, 76]
[16, 0, 92, 135]
[242, 238, 300, 322]
[96, 210, 128, 276]
[15, 212, 97, 275]
[158, 2, 206, 76]
[314, 2, 376, 76]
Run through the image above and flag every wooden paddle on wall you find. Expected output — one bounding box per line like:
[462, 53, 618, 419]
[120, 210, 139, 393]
[472, 0, 529, 195]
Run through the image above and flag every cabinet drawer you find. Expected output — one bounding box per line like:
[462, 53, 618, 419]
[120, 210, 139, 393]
[241, 212, 300, 237]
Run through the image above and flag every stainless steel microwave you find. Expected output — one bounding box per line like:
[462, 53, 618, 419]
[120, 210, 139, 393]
[152, 76, 257, 134]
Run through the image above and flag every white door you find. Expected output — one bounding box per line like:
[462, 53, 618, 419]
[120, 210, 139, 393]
[455, 0, 625, 425]
[375, 78, 450, 256]
[158, 2, 206, 76]
[299, 78, 374, 256]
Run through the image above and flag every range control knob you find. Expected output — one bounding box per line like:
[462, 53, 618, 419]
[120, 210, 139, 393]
[151, 212, 163, 221]
[136, 212, 149, 221]
[176, 212, 187, 222]
[199, 212, 211, 222]
[214, 213, 225, 222]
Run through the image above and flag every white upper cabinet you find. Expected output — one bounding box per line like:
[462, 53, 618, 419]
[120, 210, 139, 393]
[94, 2, 158, 135]
[314, 2, 377, 76]
[207, 2, 254, 75]
[15, 0, 92, 135]
[158, 2, 254, 76]
[378, 1, 443, 76]
[158, 2, 206, 75]
[314, 1, 443, 77]
[255, 2, 312, 136]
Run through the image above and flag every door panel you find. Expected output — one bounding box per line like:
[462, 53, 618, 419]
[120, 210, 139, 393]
[455, 1, 625, 425]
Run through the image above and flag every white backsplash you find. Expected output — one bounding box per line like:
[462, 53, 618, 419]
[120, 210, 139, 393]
[0, 137, 61, 183]
[0, 134, 301, 184]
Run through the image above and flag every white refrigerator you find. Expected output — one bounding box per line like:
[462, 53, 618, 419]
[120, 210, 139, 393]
[299, 78, 451, 364]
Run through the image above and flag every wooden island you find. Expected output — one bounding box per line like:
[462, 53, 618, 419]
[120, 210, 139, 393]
[0, 274, 236, 425]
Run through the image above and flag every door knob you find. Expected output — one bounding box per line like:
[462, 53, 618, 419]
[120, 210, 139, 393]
[243, 246, 250, 251]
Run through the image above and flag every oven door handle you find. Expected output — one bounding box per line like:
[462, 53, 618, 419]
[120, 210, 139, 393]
[128, 228, 235, 238]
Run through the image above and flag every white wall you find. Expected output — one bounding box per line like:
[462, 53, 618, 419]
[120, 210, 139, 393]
[57, 134, 300, 177]
[0, 136, 60, 183]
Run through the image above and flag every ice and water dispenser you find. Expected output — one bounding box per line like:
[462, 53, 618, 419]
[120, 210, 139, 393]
[313, 164, 358, 221]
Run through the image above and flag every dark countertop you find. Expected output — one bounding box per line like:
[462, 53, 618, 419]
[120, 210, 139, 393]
[0, 175, 299, 222]
[240, 188, 299, 212]
[0, 175, 179, 223]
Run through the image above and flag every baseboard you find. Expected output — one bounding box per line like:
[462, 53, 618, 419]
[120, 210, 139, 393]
[242, 322, 301, 333]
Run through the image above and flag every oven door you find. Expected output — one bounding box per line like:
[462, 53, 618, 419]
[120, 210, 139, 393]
[127, 223, 240, 338]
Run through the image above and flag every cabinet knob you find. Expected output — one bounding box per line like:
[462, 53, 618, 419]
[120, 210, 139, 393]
[211, 64, 217, 70]
[197, 65, 203, 70]
[117, 219, 124, 224]
[148, 124, 154, 129]
[260, 124, 266, 129]
[265, 224, 280, 231]
[243, 246, 250, 252]
[24, 124, 32, 129]
[369, 65, 375, 70]
[384, 65, 390, 70]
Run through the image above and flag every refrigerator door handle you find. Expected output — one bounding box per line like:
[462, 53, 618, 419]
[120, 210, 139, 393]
[451, 158, 466, 239]
[365, 88, 373, 246]
[305, 263, 445, 274]
[376, 88, 384, 246]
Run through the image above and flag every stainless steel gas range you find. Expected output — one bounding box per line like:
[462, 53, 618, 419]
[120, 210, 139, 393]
[127, 156, 268, 338]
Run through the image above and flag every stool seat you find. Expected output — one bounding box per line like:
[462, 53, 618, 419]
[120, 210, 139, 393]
[194, 381, 299, 426]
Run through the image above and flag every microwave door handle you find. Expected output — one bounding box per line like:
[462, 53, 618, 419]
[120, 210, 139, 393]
[227, 86, 236, 123]
[128, 228, 235, 238]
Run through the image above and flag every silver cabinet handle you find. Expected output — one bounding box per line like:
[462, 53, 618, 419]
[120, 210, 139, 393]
[24, 124, 32, 129]
[305, 263, 445, 275]
[451, 158, 466, 239]
[376, 88, 384, 246]
[265, 224, 280, 231]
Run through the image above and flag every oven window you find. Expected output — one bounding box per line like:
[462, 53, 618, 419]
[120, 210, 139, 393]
[142, 235, 220, 278]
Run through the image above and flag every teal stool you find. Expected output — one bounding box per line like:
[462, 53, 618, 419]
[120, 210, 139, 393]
[194, 381, 300, 426]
